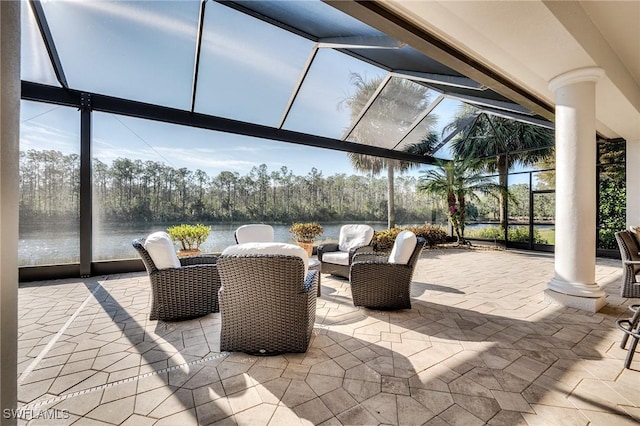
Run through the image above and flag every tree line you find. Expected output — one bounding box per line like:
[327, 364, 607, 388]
[19, 149, 442, 225]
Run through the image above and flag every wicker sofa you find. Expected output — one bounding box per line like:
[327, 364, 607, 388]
[317, 224, 375, 279]
[614, 230, 640, 298]
[350, 231, 424, 310]
[133, 235, 220, 321]
[217, 249, 318, 355]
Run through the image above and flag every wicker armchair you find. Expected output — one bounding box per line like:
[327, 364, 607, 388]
[614, 230, 640, 298]
[318, 224, 375, 278]
[234, 224, 274, 244]
[133, 238, 220, 321]
[350, 231, 424, 310]
[217, 254, 318, 354]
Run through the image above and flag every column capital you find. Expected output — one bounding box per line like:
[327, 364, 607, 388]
[549, 67, 605, 92]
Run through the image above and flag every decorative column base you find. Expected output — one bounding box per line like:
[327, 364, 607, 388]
[546, 276, 607, 312]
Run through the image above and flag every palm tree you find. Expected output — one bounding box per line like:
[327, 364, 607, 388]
[417, 159, 503, 244]
[445, 105, 554, 226]
[342, 73, 436, 228]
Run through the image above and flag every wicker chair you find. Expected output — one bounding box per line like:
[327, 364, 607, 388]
[318, 224, 375, 279]
[616, 304, 640, 369]
[234, 224, 274, 244]
[133, 238, 220, 321]
[217, 254, 318, 354]
[614, 230, 640, 298]
[350, 231, 424, 310]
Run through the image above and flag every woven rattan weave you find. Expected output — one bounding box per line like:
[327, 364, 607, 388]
[349, 241, 424, 310]
[217, 254, 317, 355]
[132, 239, 220, 321]
[614, 231, 640, 298]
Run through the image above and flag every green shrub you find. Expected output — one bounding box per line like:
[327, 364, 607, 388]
[372, 228, 402, 252]
[372, 225, 448, 251]
[406, 224, 448, 247]
[167, 223, 211, 250]
[465, 226, 504, 240]
[598, 228, 618, 249]
[465, 225, 549, 244]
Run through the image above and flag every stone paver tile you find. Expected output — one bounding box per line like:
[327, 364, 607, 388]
[293, 397, 333, 425]
[84, 395, 135, 424]
[255, 378, 291, 405]
[491, 390, 534, 413]
[226, 386, 263, 414]
[452, 393, 501, 422]
[247, 365, 284, 384]
[487, 410, 528, 425]
[320, 388, 359, 416]
[233, 403, 278, 424]
[521, 405, 589, 426]
[438, 403, 486, 426]
[280, 379, 317, 408]
[568, 378, 635, 411]
[333, 353, 361, 371]
[344, 364, 381, 383]
[193, 382, 226, 407]
[342, 379, 380, 403]
[120, 414, 156, 426]
[51, 390, 105, 417]
[381, 376, 410, 395]
[134, 385, 177, 416]
[195, 398, 233, 425]
[361, 392, 398, 424]
[305, 374, 343, 396]
[154, 408, 199, 426]
[17, 378, 55, 404]
[411, 388, 454, 415]
[281, 364, 311, 380]
[336, 404, 378, 426]
[268, 405, 305, 425]
[101, 380, 138, 404]
[397, 394, 436, 425]
[217, 360, 253, 380]
[148, 388, 194, 418]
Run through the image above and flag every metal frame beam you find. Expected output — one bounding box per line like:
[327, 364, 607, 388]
[190, 0, 207, 113]
[28, 0, 68, 88]
[392, 94, 444, 150]
[79, 93, 92, 277]
[278, 45, 319, 128]
[391, 70, 485, 91]
[22, 81, 437, 165]
[322, 0, 554, 120]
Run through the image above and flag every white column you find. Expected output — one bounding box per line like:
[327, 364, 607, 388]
[626, 140, 640, 226]
[1, 1, 20, 424]
[545, 67, 607, 313]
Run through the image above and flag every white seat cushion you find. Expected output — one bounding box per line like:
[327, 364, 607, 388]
[321, 251, 350, 266]
[388, 230, 417, 265]
[144, 231, 181, 270]
[338, 224, 374, 252]
[222, 242, 309, 275]
[235, 224, 274, 244]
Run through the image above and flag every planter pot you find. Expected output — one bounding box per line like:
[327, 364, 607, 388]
[297, 242, 313, 257]
[177, 248, 201, 257]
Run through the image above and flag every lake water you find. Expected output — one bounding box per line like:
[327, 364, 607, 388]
[18, 222, 407, 266]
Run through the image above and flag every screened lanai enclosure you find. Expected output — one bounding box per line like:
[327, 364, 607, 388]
[19, 0, 624, 280]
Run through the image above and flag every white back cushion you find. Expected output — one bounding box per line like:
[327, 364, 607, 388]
[144, 231, 181, 270]
[235, 224, 274, 244]
[388, 230, 417, 265]
[222, 242, 309, 275]
[338, 224, 374, 252]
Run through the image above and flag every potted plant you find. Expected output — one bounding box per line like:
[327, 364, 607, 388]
[289, 222, 323, 256]
[167, 223, 211, 257]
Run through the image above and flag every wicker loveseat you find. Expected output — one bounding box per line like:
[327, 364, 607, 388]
[217, 243, 317, 354]
[350, 230, 424, 310]
[133, 233, 220, 321]
[317, 224, 375, 279]
[614, 229, 640, 298]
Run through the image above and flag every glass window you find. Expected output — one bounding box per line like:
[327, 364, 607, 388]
[92, 112, 359, 260]
[429, 98, 477, 160]
[283, 48, 386, 139]
[19, 101, 79, 266]
[395, 93, 443, 152]
[347, 77, 436, 149]
[41, 0, 200, 109]
[21, 1, 59, 86]
[195, 2, 313, 126]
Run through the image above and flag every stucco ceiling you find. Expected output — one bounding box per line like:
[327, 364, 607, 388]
[372, 0, 640, 142]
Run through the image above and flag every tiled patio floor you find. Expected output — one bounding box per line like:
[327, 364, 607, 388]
[16, 247, 640, 425]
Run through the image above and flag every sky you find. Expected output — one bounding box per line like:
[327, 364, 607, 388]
[19, 0, 532, 184]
